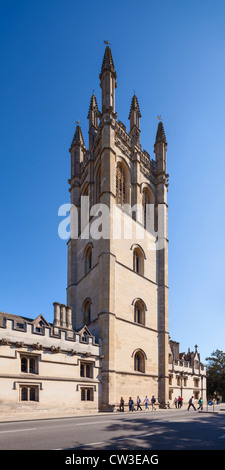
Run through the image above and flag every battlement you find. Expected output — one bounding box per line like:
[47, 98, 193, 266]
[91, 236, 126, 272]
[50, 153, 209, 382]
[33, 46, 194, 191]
[0, 303, 100, 357]
[169, 359, 206, 374]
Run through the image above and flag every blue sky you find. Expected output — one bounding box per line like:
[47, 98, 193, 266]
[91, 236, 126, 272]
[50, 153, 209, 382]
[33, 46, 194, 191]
[1, 0, 225, 363]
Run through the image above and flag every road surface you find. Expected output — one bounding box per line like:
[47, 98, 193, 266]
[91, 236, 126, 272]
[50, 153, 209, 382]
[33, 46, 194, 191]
[0, 408, 225, 451]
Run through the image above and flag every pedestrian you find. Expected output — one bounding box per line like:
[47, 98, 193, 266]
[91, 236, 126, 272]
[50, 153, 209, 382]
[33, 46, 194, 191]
[187, 396, 196, 411]
[119, 397, 124, 412]
[129, 397, 134, 412]
[197, 397, 203, 410]
[136, 396, 142, 411]
[178, 396, 183, 408]
[174, 397, 178, 409]
[144, 396, 149, 410]
[151, 395, 156, 411]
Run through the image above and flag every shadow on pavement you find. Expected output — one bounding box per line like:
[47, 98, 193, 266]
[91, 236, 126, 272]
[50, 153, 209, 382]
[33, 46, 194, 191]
[68, 411, 225, 450]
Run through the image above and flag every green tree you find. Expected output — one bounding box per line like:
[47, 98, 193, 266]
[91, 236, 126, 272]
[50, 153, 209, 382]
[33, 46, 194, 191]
[206, 350, 225, 398]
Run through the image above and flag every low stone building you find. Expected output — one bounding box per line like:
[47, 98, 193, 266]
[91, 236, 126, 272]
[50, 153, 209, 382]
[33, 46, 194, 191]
[169, 341, 207, 407]
[0, 307, 207, 414]
[0, 304, 101, 415]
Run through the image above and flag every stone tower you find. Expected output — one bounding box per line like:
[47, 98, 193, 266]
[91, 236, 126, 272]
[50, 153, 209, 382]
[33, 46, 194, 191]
[67, 46, 169, 410]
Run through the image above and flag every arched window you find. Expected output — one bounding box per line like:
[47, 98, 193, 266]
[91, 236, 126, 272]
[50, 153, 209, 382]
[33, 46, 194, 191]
[134, 300, 145, 325]
[133, 247, 144, 275]
[80, 363, 84, 377]
[86, 364, 91, 378]
[85, 245, 92, 274]
[83, 299, 91, 325]
[20, 355, 37, 374]
[80, 361, 93, 378]
[116, 164, 126, 206]
[96, 166, 101, 204]
[142, 188, 151, 229]
[134, 350, 145, 373]
[29, 357, 36, 374]
[20, 385, 38, 402]
[21, 387, 28, 401]
[30, 387, 36, 401]
[81, 388, 94, 401]
[87, 389, 92, 401]
[21, 357, 27, 373]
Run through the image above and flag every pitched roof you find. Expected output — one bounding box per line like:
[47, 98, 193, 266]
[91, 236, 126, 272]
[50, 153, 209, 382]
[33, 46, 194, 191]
[0, 311, 51, 328]
[77, 325, 93, 337]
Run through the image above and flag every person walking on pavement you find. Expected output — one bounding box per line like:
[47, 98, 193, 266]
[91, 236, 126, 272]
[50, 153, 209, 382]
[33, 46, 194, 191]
[151, 395, 156, 411]
[136, 396, 142, 411]
[129, 397, 134, 411]
[197, 397, 203, 410]
[144, 396, 149, 410]
[119, 397, 124, 412]
[174, 397, 178, 408]
[187, 396, 196, 411]
[178, 396, 183, 408]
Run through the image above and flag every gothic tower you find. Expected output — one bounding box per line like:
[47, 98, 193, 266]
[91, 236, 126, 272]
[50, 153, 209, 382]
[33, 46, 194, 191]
[67, 46, 169, 409]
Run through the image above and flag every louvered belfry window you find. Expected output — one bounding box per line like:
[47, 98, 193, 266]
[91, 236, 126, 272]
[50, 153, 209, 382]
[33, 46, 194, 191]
[116, 164, 126, 205]
[142, 189, 151, 229]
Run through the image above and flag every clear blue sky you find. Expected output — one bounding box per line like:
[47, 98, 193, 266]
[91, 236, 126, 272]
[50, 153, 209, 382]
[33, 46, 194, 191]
[1, 0, 225, 363]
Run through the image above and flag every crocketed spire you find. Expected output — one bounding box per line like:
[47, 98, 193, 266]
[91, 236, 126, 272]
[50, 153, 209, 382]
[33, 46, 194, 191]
[87, 94, 99, 119]
[71, 124, 86, 149]
[155, 121, 167, 145]
[99, 46, 117, 80]
[128, 94, 142, 119]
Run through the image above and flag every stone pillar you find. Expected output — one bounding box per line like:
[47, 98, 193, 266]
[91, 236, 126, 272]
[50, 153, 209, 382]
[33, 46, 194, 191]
[53, 302, 61, 327]
[66, 306, 73, 330]
[60, 304, 67, 328]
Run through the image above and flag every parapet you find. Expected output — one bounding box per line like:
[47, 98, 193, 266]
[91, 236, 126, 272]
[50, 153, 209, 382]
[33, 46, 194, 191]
[0, 303, 99, 355]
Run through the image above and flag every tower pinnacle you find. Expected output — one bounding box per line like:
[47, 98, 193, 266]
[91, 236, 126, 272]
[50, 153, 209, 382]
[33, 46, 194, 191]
[99, 46, 117, 81]
[128, 94, 141, 146]
[128, 94, 142, 120]
[70, 124, 86, 149]
[87, 94, 99, 148]
[154, 121, 167, 146]
[99, 46, 117, 114]
[87, 94, 99, 123]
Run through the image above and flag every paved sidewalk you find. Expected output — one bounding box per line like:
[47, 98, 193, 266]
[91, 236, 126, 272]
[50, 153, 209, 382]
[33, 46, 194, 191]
[0, 403, 222, 423]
